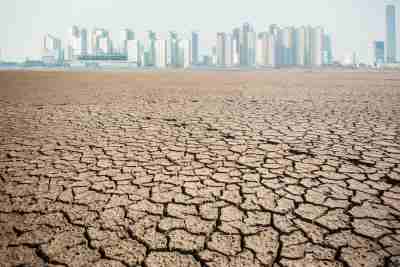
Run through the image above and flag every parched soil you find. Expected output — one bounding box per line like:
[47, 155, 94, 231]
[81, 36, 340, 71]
[0, 70, 399, 267]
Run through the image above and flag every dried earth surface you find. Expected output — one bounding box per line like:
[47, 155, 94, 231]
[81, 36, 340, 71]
[0, 70, 400, 267]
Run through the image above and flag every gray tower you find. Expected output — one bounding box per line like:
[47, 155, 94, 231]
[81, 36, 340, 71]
[386, 4, 397, 63]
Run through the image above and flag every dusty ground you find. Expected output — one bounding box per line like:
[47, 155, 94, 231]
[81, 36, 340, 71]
[0, 70, 400, 267]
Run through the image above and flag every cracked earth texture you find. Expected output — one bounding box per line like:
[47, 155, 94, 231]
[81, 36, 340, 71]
[0, 70, 400, 267]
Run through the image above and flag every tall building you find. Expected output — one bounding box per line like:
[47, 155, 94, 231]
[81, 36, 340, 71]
[91, 28, 111, 55]
[216, 32, 226, 66]
[127, 39, 141, 65]
[311, 26, 324, 66]
[67, 26, 88, 60]
[178, 39, 191, 68]
[120, 29, 135, 55]
[386, 4, 397, 63]
[191, 32, 199, 65]
[256, 32, 267, 66]
[323, 34, 333, 65]
[267, 34, 277, 67]
[212, 46, 217, 65]
[239, 23, 255, 66]
[282, 27, 295, 65]
[142, 31, 157, 66]
[248, 30, 256, 66]
[294, 27, 306, 66]
[155, 39, 167, 68]
[374, 41, 385, 65]
[225, 34, 233, 67]
[167, 31, 179, 67]
[304, 26, 313, 65]
[232, 28, 240, 66]
[256, 32, 276, 67]
[42, 34, 63, 64]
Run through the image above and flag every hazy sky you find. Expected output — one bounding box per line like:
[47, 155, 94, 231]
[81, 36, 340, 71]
[0, 0, 398, 62]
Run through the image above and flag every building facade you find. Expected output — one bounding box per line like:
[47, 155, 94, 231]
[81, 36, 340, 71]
[127, 39, 141, 65]
[386, 5, 397, 63]
[43, 34, 63, 64]
[216, 32, 226, 66]
[311, 26, 324, 66]
[155, 39, 167, 68]
[120, 29, 135, 55]
[191, 32, 199, 65]
[374, 41, 385, 65]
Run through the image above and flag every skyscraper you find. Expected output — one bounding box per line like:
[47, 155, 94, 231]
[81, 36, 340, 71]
[91, 28, 111, 55]
[295, 27, 306, 66]
[67, 26, 88, 60]
[167, 31, 179, 67]
[127, 39, 141, 65]
[256, 32, 268, 66]
[178, 39, 191, 68]
[216, 32, 226, 66]
[232, 28, 240, 66]
[386, 4, 397, 63]
[225, 34, 233, 67]
[311, 26, 324, 66]
[142, 31, 157, 66]
[282, 27, 295, 65]
[42, 34, 63, 64]
[304, 26, 313, 65]
[256, 32, 276, 67]
[374, 41, 385, 65]
[120, 29, 135, 55]
[155, 39, 167, 68]
[239, 23, 255, 66]
[323, 34, 333, 65]
[191, 32, 199, 65]
[267, 34, 276, 67]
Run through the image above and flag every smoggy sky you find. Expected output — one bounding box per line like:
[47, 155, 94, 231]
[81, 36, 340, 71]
[0, 0, 398, 62]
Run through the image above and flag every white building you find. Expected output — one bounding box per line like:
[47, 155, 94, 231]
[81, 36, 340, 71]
[256, 33, 268, 66]
[167, 32, 179, 67]
[267, 35, 276, 67]
[178, 39, 191, 68]
[142, 31, 157, 66]
[216, 32, 226, 66]
[191, 32, 199, 65]
[120, 29, 135, 55]
[282, 27, 295, 65]
[155, 39, 167, 68]
[248, 30, 257, 66]
[67, 26, 88, 60]
[311, 26, 324, 66]
[91, 28, 111, 55]
[225, 34, 233, 66]
[304, 26, 313, 65]
[42, 34, 63, 64]
[127, 39, 141, 65]
[232, 28, 240, 66]
[239, 23, 256, 66]
[295, 27, 306, 66]
[256, 33, 276, 67]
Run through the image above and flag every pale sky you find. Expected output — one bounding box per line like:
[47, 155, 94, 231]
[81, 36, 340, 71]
[0, 0, 398, 62]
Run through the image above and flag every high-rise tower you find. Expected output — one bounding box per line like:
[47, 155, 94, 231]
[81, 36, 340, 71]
[386, 4, 397, 63]
[191, 32, 199, 65]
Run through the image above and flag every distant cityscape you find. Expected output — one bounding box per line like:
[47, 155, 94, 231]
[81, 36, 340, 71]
[0, 3, 398, 69]
[39, 23, 333, 69]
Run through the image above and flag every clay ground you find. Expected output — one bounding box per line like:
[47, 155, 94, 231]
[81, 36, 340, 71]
[0, 70, 399, 267]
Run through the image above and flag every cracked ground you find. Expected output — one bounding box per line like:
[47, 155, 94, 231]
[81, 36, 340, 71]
[0, 70, 400, 267]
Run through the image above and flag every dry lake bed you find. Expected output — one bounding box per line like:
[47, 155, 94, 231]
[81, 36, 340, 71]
[0, 70, 399, 267]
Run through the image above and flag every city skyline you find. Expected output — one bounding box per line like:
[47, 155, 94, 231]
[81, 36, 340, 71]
[1, 0, 399, 63]
[40, 23, 332, 68]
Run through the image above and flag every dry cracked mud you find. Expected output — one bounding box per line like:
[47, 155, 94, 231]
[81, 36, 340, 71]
[0, 70, 399, 267]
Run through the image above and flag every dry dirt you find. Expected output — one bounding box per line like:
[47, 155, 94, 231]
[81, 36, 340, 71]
[0, 70, 399, 267]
